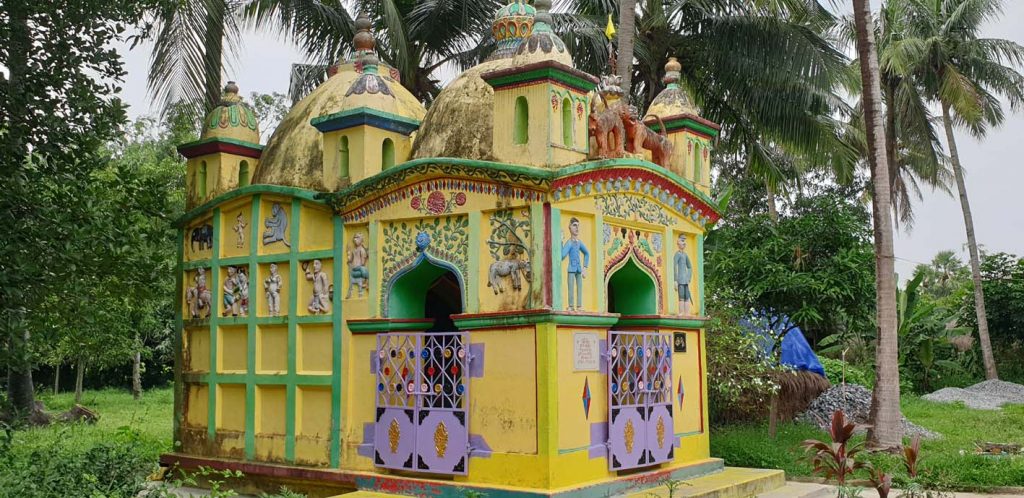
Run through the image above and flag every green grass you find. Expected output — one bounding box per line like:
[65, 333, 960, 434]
[18, 387, 175, 459]
[711, 396, 1024, 492]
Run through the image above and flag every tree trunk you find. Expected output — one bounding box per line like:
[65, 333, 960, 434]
[853, 0, 903, 450]
[884, 81, 900, 209]
[54, 363, 60, 395]
[6, 327, 36, 417]
[203, 3, 226, 112]
[616, 0, 637, 97]
[766, 180, 780, 223]
[74, 359, 85, 404]
[941, 103, 998, 380]
[132, 349, 143, 400]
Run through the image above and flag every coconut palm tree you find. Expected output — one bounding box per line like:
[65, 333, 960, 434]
[558, 0, 859, 204]
[852, 0, 903, 450]
[146, 0, 243, 115]
[888, 0, 1024, 380]
[616, 0, 637, 95]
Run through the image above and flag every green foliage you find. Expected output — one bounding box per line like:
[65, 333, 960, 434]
[705, 299, 782, 423]
[148, 466, 243, 498]
[713, 395, 1024, 491]
[800, 410, 868, 485]
[820, 358, 875, 389]
[707, 193, 875, 343]
[959, 252, 1024, 344]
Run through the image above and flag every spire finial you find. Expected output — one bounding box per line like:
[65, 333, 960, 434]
[353, 11, 379, 68]
[663, 57, 682, 87]
[534, 0, 552, 27]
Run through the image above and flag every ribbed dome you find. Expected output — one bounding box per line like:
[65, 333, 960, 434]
[513, 0, 571, 67]
[489, 0, 536, 61]
[202, 82, 260, 143]
[647, 57, 700, 118]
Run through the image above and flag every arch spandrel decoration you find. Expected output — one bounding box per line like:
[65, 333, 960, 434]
[380, 215, 470, 317]
[603, 225, 664, 315]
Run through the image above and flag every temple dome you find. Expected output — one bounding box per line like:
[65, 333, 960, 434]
[647, 57, 701, 118]
[411, 58, 514, 161]
[202, 82, 260, 143]
[253, 15, 426, 191]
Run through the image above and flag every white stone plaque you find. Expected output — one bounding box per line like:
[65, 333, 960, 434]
[573, 332, 600, 371]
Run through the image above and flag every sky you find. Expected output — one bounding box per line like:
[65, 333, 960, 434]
[113, 3, 1024, 277]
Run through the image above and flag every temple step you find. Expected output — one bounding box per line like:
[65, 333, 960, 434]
[620, 467, 786, 498]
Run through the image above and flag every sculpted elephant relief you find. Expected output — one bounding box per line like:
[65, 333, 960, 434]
[487, 260, 531, 294]
[190, 224, 213, 252]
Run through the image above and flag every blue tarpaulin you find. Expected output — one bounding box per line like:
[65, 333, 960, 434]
[741, 313, 826, 377]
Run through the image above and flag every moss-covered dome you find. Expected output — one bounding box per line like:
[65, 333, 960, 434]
[252, 14, 426, 191]
[202, 82, 260, 143]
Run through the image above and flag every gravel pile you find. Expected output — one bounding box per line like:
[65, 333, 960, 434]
[923, 379, 1024, 410]
[799, 384, 939, 439]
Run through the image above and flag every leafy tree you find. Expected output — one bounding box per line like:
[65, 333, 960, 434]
[0, 0, 151, 418]
[707, 193, 875, 345]
[959, 253, 1024, 345]
[250, 92, 290, 143]
[913, 250, 969, 300]
[851, 0, 902, 450]
[889, 0, 1024, 380]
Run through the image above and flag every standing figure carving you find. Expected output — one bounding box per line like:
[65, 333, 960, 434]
[263, 203, 291, 247]
[674, 235, 693, 316]
[561, 217, 590, 311]
[346, 233, 369, 298]
[223, 266, 248, 317]
[233, 212, 248, 248]
[264, 263, 283, 316]
[186, 268, 213, 319]
[304, 259, 331, 314]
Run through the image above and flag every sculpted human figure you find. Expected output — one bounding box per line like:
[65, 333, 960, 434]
[304, 259, 331, 314]
[560, 217, 590, 311]
[674, 235, 693, 316]
[233, 212, 247, 248]
[263, 203, 291, 247]
[264, 263, 282, 316]
[346, 233, 369, 299]
[187, 268, 212, 319]
[236, 267, 249, 316]
[223, 266, 239, 316]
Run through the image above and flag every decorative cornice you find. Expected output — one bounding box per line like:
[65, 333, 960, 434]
[173, 184, 323, 227]
[177, 137, 264, 159]
[614, 315, 709, 329]
[482, 60, 599, 93]
[645, 113, 721, 138]
[340, 178, 546, 223]
[452, 309, 620, 330]
[311, 107, 421, 136]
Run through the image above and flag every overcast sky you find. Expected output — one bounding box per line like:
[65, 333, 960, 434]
[113, 3, 1024, 276]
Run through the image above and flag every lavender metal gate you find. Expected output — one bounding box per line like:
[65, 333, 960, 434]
[607, 331, 674, 471]
[375, 332, 469, 475]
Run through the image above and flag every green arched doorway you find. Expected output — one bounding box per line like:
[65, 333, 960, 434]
[606, 258, 658, 315]
[387, 259, 463, 331]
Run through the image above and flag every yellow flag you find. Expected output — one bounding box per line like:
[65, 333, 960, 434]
[605, 14, 617, 41]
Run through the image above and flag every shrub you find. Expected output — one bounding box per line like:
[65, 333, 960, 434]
[706, 310, 782, 423]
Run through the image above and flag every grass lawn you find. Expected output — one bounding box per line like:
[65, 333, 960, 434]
[15, 387, 174, 461]
[711, 396, 1024, 492]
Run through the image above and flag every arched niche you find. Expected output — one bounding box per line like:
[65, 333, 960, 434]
[606, 257, 659, 316]
[386, 257, 465, 331]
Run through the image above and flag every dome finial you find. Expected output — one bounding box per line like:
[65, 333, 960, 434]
[534, 0, 552, 28]
[663, 57, 682, 87]
[353, 11, 380, 68]
[222, 81, 241, 103]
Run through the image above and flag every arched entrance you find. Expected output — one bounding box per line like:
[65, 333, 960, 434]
[606, 258, 658, 316]
[375, 259, 469, 475]
[605, 256, 673, 471]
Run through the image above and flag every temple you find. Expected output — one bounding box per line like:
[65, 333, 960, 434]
[167, 2, 780, 496]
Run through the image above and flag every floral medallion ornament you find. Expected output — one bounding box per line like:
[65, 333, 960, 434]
[576, 101, 585, 119]
[409, 190, 468, 215]
[551, 94, 559, 110]
[434, 421, 449, 458]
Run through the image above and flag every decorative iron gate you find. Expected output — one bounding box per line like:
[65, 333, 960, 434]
[607, 331, 674, 471]
[375, 332, 470, 475]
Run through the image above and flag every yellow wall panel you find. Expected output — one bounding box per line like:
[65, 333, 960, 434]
[254, 435, 287, 463]
[258, 197, 294, 256]
[216, 384, 246, 431]
[297, 259, 334, 317]
[299, 203, 334, 252]
[185, 328, 210, 373]
[184, 218, 214, 262]
[255, 385, 287, 435]
[297, 386, 332, 438]
[256, 325, 288, 374]
[217, 326, 248, 373]
[297, 324, 333, 374]
[184, 383, 209, 428]
[470, 327, 538, 454]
